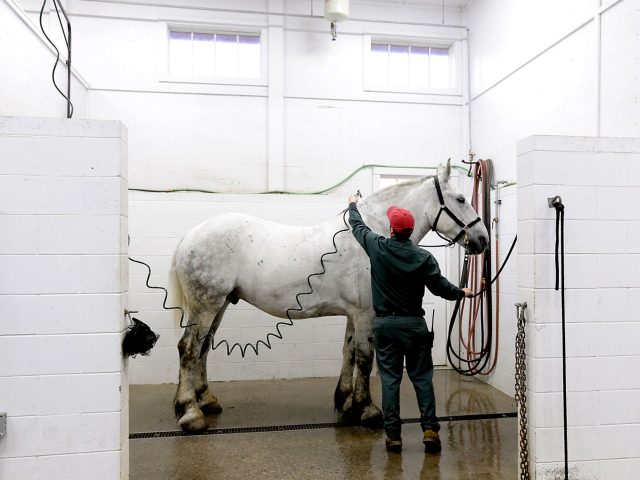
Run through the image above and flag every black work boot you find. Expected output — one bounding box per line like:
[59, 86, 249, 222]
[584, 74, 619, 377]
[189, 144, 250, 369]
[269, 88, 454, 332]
[385, 437, 403, 453]
[423, 429, 441, 453]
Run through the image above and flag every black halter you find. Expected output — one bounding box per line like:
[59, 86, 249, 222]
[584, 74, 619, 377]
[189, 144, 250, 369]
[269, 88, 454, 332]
[432, 176, 482, 248]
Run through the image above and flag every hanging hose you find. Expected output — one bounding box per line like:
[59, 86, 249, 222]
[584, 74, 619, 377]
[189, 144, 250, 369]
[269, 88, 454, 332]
[551, 195, 568, 480]
[446, 158, 498, 376]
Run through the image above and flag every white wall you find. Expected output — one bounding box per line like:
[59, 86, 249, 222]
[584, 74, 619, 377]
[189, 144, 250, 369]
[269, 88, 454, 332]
[0, 0, 89, 118]
[10, 0, 472, 384]
[0, 117, 128, 480]
[464, 0, 639, 396]
[518, 135, 640, 479]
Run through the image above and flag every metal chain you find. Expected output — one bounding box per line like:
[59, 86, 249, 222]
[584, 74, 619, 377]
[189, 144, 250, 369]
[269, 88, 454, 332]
[514, 302, 530, 480]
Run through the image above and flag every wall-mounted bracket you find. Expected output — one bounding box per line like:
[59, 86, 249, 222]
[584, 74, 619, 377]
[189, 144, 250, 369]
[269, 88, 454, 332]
[0, 412, 6, 438]
[548, 195, 562, 208]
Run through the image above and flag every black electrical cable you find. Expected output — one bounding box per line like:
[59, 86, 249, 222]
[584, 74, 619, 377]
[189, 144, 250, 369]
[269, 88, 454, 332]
[128, 209, 351, 358]
[210, 209, 351, 357]
[128, 256, 185, 325]
[39, 0, 74, 118]
[552, 196, 568, 480]
[130, 178, 513, 362]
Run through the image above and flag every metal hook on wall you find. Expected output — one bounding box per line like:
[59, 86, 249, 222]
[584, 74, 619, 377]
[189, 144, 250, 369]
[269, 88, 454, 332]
[461, 150, 478, 177]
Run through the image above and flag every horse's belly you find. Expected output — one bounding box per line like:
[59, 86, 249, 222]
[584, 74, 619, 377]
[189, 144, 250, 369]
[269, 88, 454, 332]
[237, 268, 354, 319]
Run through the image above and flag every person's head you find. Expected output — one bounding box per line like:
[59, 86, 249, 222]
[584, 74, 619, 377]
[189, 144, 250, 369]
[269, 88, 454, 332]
[387, 206, 415, 240]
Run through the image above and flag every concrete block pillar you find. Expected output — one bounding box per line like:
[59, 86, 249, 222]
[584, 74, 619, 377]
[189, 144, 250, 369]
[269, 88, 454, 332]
[0, 117, 129, 479]
[517, 135, 640, 479]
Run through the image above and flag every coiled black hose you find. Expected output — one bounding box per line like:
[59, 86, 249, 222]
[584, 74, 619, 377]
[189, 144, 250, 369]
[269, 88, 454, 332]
[210, 210, 351, 357]
[128, 209, 351, 358]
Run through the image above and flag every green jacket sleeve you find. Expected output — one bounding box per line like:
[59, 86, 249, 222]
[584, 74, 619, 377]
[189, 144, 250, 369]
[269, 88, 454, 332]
[424, 255, 464, 301]
[348, 203, 380, 255]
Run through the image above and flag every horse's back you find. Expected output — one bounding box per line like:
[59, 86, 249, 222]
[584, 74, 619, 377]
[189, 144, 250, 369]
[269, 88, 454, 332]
[175, 213, 320, 301]
[174, 212, 361, 316]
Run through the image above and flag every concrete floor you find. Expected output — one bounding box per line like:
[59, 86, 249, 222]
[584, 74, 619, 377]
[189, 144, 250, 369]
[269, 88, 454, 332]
[130, 369, 517, 480]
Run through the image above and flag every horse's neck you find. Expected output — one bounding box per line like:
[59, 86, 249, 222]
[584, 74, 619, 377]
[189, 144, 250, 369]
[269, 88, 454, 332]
[358, 178, 436, 241]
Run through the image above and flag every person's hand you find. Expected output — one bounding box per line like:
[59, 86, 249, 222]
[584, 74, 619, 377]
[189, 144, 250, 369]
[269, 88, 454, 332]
[348, 195, 359, 205]
[462, 288, 473, 298]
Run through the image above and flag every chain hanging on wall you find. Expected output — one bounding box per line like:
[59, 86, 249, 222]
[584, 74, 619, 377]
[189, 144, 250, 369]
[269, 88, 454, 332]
[514, 302, 530, 480]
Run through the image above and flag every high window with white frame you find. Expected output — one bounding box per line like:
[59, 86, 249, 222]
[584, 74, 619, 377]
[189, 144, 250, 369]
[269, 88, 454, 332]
[364, 37, 460, 94]
[168, 30, 261, 80]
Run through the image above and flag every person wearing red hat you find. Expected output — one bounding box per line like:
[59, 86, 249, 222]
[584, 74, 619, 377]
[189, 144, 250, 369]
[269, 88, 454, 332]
[347, 195, 472, 454]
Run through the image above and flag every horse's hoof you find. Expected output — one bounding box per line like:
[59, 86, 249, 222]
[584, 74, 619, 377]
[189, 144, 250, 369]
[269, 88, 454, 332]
[337, 408, 360, 426]
[200, 401, 222, 415]
[178, 408, 207, 433]
[360, 404, 383, 428]
[198, 391, 222, 415]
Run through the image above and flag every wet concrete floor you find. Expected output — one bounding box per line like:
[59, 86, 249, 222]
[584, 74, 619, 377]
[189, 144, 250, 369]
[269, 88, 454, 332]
[130, 369, 517, 479]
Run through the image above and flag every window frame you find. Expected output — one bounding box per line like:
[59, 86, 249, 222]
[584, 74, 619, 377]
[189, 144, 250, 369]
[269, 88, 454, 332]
[372, 167, 434, 192]
[159, 23, 268, 87]
[363, 35, 462, 96]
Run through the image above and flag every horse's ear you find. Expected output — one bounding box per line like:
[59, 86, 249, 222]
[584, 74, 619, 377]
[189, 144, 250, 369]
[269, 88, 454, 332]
[441, 158, 451, 182]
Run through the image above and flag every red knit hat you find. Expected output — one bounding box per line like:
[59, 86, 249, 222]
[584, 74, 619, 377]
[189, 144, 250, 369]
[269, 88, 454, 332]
[387, 206, 415, 234]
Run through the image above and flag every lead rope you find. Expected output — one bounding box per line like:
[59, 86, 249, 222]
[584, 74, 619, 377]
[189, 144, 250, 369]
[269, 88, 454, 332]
[514, 302, 530, 480]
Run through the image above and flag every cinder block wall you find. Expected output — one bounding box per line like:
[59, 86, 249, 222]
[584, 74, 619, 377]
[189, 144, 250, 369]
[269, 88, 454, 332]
[517, 135, 640, 479]
[0, 117, 129, 480]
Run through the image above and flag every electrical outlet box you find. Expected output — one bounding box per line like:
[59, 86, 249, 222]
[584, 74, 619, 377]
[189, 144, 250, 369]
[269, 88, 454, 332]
[0, 412, 6, 438]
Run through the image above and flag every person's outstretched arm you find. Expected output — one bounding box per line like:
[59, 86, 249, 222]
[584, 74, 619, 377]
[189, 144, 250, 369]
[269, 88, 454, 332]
[347, 196, 380, 255]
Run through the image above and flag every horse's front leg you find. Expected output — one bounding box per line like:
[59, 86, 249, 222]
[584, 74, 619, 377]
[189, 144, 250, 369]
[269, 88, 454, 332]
[353, 312, 383, 427]
[334, 315, 356, 422]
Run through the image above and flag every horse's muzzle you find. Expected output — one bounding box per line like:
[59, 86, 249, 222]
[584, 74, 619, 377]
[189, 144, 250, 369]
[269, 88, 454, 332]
[467, 234, 488, 255]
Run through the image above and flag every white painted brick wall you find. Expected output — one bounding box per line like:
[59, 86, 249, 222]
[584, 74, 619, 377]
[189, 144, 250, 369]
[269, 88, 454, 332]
[0, 117, 128, 480]
[467, 0, 640, 417]
[518, 135, 640, 479]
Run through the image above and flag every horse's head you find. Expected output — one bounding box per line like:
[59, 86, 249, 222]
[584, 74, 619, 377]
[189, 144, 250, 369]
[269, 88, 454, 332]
[428, 160, 489, 254]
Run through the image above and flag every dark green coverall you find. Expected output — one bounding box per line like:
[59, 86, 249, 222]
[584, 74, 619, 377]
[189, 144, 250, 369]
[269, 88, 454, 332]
[348, 202, 464, 440]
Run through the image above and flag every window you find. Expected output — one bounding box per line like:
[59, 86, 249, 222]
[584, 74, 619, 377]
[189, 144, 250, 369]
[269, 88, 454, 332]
[365, 37, 460, 94]
[168, 30, 261, 79]
[370, 42, 451, 89]
[378, 174, 421, 190]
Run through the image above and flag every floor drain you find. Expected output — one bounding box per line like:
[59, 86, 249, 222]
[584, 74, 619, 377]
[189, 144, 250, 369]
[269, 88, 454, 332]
[129, 412, 516, 440]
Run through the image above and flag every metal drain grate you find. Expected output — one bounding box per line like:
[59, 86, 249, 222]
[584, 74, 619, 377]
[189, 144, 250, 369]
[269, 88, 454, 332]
[130, 411, 516, 440]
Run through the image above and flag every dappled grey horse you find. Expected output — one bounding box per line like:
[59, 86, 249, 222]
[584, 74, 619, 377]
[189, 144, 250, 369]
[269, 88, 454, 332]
[172, 161, 489, 432]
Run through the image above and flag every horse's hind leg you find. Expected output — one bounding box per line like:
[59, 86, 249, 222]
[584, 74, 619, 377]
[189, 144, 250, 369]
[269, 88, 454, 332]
[174, 301, 224, 432]
[353, 312, 383, 427]
[334, 315, 356, 423]
[195, 300, 229, 414]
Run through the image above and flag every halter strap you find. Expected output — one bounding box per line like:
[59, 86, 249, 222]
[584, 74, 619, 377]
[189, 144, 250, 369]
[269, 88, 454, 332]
[432, 176, 481, 247]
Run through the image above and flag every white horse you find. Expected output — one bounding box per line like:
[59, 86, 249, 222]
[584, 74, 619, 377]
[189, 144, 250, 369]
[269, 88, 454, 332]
[172, 161, 489, 432]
